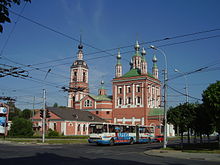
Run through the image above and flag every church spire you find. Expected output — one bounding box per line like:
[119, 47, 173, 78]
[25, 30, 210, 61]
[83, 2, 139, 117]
[77, 34, 83, 60]
[132, 41, 142, 70]
[115, 49, 122, 78]
[141, 47, 147, 74]
[98, 80, 107, 95]
[152, 55, 158, 79]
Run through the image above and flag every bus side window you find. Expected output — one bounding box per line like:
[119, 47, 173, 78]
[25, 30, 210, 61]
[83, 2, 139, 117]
[109, 125, 114, 133]
[103, 125, 107, 133]
[129, 126, 135, 133]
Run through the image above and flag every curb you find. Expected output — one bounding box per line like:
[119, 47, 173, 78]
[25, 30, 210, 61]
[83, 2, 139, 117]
[144, 150, 220, 162]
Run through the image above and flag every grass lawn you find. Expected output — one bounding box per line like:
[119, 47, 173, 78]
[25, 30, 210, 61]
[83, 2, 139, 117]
[0, 137, 88, 144]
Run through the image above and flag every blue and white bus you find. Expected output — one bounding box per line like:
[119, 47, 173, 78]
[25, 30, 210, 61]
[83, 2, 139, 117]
[88, 123, 155, 145]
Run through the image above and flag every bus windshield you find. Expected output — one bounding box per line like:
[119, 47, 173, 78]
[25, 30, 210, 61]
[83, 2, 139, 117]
[89, 124, 107, 134]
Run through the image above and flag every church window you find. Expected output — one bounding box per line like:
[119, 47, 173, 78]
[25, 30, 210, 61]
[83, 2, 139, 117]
[83, 72, 86, 82]
[127, 86, 131, 93]
[127, 97, 131, 104]
[118, 87, 122, 94]
[137, 85, 141, 92]
[77, 124, 81, 131]
[73, 71, 77, 81]
[83, 124, 86, 132]
[137, 97, 141, 104]
[118, 97, 122, 105]
[84, 100, 92, 107]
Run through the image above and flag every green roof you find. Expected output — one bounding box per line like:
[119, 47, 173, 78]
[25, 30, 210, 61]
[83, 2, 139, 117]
[133, 51, 142, 57]
[122, 69, 141, 78]
[148, 108, 164, 116]
[89, 94, 112, 101]
[121, 69, 155, 79]
[147, 72, 155, 78]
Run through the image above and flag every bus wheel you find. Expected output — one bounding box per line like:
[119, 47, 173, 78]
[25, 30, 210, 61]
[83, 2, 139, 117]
[129, 138, 134, 145]
[109, 139, 115, 146]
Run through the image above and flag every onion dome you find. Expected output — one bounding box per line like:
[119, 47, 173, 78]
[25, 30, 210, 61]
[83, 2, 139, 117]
[152, 55, 157, 63]
[78, 43, 83, 50]
[134, 40, 140, 51]
[117, 49, 121, 59]
[141, 47, 146, 56]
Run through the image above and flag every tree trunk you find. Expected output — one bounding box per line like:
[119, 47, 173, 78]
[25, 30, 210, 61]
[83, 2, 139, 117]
[181, 131, 183, 150]
[177, 125, 179, 136]
[207, 134, 210, 143]
[200, 133, 203, 144]
[187, 127, 190, 144]
[194, 131, 197, 144]
[218, 131, 220, 149]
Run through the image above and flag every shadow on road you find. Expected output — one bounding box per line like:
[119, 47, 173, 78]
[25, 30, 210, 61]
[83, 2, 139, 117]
[0, 153, 162, 165]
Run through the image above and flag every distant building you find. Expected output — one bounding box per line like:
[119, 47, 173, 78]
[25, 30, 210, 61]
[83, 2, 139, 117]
[32, 107, 106, 135]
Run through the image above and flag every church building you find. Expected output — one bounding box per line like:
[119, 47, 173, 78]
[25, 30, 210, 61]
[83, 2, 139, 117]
[67, 39, 172, 136]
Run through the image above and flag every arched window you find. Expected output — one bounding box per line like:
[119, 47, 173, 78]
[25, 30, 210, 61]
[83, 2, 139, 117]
[118, 87, 122, 94]
[73, 71, 77, 81]
[137, 96, 141, 104]
[118, 97, 122, 105]
[83, 124, 86, 132]
[77, 124, 81, 132]
[83, 72, 86, 82]
[137, 85, 141, 92]
[127, 97, 131, 104]
[84, 100, 92, 107]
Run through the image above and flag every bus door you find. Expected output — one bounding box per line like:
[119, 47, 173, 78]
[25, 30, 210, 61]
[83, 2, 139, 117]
[135, 125, 139, 142]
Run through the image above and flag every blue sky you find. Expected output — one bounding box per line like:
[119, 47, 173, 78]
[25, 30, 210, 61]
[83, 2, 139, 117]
[0, 0, 220, 110]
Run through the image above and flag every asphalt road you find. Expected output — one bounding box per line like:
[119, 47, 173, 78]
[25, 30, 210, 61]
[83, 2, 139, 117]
[0, 142, 219, 165]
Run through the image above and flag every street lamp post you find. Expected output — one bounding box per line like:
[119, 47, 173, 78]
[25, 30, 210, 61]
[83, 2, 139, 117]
[174, 69, 189, 103]
[150, 45, 168, 149]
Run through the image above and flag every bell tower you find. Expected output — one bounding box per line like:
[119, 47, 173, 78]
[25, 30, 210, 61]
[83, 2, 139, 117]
[68, 36, 89, 108]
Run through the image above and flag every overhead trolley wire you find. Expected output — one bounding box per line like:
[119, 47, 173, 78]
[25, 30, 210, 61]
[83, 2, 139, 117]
[167, 85, 202, 101]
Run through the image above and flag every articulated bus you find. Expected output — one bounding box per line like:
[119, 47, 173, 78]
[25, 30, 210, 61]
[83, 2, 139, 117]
[88, 123, 155, 145]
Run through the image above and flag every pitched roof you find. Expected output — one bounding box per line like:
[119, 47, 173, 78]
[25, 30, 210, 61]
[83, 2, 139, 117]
[88, 94, 112, 101]
[121, 69, 155, 78]
[47, 107, 106, 122]
[122, 68, 141, 78]
[148, 108, 164, 116]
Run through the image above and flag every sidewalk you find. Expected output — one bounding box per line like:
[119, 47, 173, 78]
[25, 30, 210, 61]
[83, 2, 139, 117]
[144, 149, 220, 162]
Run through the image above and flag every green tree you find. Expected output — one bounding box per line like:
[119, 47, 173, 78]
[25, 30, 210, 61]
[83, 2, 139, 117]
[9, 117, 34, 137]
[193, 104, 214, 143]
[202, 81, 220, 146]
[20, 109, 32, 119]
[0, 0, 31, 33]
[167, 104, 187, 148]
[53, 103, 58, 107]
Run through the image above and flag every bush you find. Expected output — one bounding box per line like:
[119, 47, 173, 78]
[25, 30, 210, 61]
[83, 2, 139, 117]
[9, 117, 34, 137]
[47, 129, 59, 137]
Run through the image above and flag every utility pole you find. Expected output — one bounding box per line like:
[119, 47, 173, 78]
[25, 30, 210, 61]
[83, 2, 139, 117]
[150, 45, 168, 149]
[163, 69, 168, 149]
[32, 96, 35, 121]
[42, 89, 46, 143]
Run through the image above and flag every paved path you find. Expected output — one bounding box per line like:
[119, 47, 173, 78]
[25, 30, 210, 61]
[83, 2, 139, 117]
[144, 149, 220, 162]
